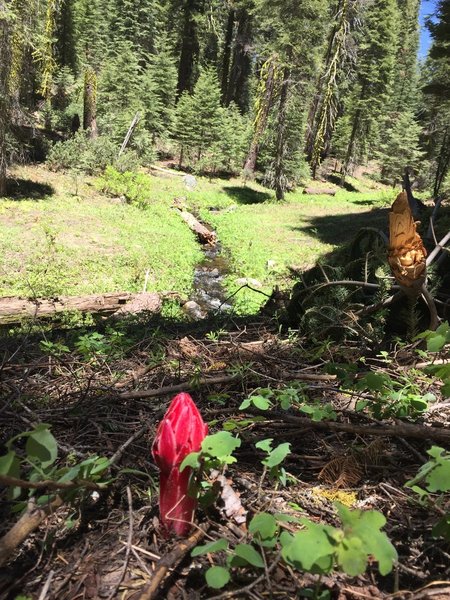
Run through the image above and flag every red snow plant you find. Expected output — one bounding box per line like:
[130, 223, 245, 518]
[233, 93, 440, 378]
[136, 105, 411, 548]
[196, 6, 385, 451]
[152, 392, 208, 536]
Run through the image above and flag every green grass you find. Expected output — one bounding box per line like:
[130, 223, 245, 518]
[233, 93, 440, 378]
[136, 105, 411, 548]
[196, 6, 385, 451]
[0, 165, 396, 314]
[0, 166, 202, 297]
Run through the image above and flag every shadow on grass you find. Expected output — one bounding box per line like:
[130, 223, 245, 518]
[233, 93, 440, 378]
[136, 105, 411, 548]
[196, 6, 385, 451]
[327, 173, 360, 192]
[4, 178, 55, 201]
[292, 207, 389, 246]
[222, 185, 272, 205]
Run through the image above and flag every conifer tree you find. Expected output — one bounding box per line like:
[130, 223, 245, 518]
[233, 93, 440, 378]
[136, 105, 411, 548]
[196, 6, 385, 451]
[377, 111, 423, 185]
[173, 91, 196, 167]
[191, 66, 223, 161]
[340, 0, 399, 181]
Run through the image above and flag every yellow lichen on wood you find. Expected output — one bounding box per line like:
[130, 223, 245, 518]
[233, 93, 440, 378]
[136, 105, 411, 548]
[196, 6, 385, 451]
[388, 191, 427, 290]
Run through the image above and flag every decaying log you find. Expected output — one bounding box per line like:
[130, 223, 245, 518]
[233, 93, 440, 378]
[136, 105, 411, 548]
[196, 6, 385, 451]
[303, 187, 336, 196]
[174, 206, 217, 245]
[388, 191, 427, 292]
[0, 292, 162, 324]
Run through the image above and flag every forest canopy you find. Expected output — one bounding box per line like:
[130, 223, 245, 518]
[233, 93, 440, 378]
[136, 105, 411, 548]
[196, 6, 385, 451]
[0, 0, 449, 199]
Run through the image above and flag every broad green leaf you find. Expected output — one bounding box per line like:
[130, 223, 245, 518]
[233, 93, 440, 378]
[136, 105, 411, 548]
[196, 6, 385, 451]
[180, 451, 201, 472]
[26, 425, 58, 468]
[0, 451, 20, 477]
[337, 504, 397, 575]
[249, 513, 277, 539]
[282, 520, 335, 571]
[255, 438, 273, 452]
[335, 535, 367, 575]
[426, 459, 450, 492]
[201, 432, 241, 459]
[251, 395, 270, 410]
[205, 566, 230, 589]
[234, 543, 265, 567]
[357, 372, 391, 392]
[239, 398, 251, 409]
[263, 442, 291, 468]
[191, 539, 228, 556]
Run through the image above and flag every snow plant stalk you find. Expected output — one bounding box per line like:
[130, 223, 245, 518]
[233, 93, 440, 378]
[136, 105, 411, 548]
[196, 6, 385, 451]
[152, 392, 208, 536]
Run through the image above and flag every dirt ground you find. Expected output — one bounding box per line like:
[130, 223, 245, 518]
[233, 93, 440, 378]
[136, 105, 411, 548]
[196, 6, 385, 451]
[1, 313, 450, 600]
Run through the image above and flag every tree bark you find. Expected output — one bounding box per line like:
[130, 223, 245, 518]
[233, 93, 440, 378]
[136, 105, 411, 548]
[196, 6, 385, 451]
[0, 292, 162, 324]
[0, 4, 12, 197]
[274, 67, 290, 201]
[226, 7, 252, 112]
[244, 57, 276, 173]
[83, 66, 98, 137]
[176, 0, 200, 95]
[220, 8, 235, 104]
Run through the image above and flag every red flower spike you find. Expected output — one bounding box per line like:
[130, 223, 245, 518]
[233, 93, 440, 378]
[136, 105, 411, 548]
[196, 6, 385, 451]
[152, 393, 208, 536]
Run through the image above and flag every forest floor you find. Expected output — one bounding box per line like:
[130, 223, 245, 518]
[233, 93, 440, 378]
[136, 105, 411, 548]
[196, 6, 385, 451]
[1, 313, 450, 599]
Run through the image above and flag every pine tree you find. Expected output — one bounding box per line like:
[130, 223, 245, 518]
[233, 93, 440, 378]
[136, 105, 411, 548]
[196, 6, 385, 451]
[149, 36, 178, 136]
[191, 66, 223, 161]
[377, 111, 423, 185]
[340, 0, 399, 181]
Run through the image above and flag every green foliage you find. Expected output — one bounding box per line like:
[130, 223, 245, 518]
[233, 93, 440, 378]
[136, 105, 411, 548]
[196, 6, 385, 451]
[406, 446, 450, 541]
[377, 111, 424, 185]
[282, 504, 397, 576]
[47, 131, 117, 174]
[0, 424, 110, 507]
[193, 504, 396, 591]
[416, 322, 450, 397]
[96, 166, 151, 207]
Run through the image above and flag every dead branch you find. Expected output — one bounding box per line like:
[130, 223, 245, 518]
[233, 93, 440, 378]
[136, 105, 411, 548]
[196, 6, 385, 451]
[245, 410, 450, 444]
[137, 524, 209, 600]
[0, 474, 108, 492]
[118, 374, 240, 400]
[0, 496, 64, 567]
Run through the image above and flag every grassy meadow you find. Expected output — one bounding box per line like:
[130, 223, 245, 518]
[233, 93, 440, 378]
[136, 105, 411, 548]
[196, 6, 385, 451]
[1, 165, 394, 313]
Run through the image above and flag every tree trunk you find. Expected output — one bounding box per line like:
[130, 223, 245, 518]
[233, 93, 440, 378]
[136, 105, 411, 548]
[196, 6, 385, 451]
[176, 0, 199, 95]
[220, 8, 235, 104]
[83, 66, 98, 137]
[243, 57, 276, 173]
[226, 7, 252, 111]
[0, 292, 163, 324]
[341, 106, 360, 184]
[274, 67, 290, 201]
[0, 6, 12, 197]
[305, 0, 345, 161]
[433, 126, 450, 198]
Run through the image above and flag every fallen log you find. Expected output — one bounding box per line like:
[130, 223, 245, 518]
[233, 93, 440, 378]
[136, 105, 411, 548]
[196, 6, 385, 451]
[174, 206, 217, 245]
[303, 187, 336, 196]
[0, 292, 162, 324]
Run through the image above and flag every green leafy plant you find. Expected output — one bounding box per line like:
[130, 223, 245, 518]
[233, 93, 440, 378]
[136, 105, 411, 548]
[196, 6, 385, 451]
[0, 425, 110, 510]
[192, 505, 396, 592]
[406, 446, 450, 540]
[255, 438, 291, 486]
[281, 504, 397, 577]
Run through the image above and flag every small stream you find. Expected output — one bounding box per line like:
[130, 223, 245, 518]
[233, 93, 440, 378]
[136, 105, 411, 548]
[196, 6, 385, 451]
[184, 219, 233, 317]
[191, 241, 232, 313]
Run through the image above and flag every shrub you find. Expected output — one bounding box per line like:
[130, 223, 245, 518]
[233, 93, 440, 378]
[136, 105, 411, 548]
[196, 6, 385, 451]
[47, 132, 117, 174]
[96, 166, 151, 208]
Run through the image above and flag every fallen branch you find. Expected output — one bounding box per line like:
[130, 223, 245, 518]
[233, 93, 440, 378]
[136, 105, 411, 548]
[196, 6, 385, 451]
[137, 524, 209, 600]
[118, 374, 240, 400]
[303, 187, 336, 196]
[246, 410, 450, 444]
[0, 496, 63, 567]
[0, 474, 107, 492]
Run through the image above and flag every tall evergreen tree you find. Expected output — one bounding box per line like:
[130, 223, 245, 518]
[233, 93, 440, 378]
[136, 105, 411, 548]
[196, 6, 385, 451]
[339, 0, 399, 181]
